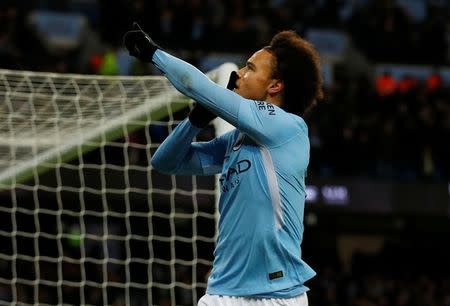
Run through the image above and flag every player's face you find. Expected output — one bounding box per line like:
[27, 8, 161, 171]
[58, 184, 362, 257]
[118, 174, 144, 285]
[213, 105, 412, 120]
[234, 49, 277, 101]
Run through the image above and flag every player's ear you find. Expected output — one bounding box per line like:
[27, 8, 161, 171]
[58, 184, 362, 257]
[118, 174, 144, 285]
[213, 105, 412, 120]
[268, 79, 284, 95]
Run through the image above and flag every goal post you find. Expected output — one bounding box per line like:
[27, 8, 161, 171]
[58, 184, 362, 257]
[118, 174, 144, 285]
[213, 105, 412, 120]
[0, 62, 237, 306]
[0, 64, 235, 190]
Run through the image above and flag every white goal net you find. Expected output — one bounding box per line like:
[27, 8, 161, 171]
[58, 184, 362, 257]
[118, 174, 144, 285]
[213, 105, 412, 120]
[0, 63, 237, 306]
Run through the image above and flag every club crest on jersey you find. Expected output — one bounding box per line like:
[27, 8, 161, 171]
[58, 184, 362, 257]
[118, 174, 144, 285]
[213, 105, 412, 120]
[232, 134, 245, 151]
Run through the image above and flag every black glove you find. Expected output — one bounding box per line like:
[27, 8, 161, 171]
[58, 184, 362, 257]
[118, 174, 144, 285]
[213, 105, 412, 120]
[226, 71, 238, 90]
[123, 22, 159, 62]
[188, 103, 217, 128]
[188, 71, 239, 128]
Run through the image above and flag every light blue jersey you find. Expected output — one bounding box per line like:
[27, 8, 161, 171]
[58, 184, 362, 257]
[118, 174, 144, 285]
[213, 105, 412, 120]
[151, 50, 316, 298]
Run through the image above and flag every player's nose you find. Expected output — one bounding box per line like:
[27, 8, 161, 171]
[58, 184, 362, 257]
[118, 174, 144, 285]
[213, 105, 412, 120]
[236, 69, 245, 84]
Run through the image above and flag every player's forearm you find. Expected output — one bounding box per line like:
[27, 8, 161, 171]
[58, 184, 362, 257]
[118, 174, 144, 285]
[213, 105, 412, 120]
[151, 119, 204, 175]
[152, 50, 240, 125]
[123, 24, 240, 125]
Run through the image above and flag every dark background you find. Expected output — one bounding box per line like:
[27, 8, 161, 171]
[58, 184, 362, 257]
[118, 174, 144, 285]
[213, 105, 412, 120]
[1, 0, 450, 305]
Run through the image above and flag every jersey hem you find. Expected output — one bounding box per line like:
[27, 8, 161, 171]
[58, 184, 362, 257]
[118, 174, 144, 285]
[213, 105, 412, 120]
[206, 284, 309, 298]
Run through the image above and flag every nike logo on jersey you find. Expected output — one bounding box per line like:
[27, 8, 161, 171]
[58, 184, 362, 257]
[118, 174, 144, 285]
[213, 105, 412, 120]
[232, 133, 245, 151]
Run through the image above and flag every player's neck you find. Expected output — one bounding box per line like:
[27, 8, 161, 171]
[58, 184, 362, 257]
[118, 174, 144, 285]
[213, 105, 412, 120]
[266, 95, 283, 107]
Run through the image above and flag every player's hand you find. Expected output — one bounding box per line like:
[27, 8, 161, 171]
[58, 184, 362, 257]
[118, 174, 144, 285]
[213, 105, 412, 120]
[123, 22, 159, 62]
[188, 72, 238, 128]
[227, 71, 238, 90]
[188, 103, 217, 128]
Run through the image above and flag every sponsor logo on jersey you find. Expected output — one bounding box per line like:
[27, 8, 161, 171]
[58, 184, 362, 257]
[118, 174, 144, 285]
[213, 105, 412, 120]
[219, 159, 251, 193]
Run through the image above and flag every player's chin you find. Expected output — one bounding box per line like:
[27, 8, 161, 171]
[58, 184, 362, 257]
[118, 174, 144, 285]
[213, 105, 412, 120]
[234, 89, 249, 100]
[235, 89, 256, 101]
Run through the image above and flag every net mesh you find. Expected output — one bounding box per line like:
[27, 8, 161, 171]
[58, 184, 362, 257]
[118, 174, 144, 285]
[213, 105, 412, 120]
[0, 63, 236, 306]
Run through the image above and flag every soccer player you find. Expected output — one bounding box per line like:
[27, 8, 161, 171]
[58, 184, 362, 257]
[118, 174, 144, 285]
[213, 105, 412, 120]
[124, 23, 323, 306]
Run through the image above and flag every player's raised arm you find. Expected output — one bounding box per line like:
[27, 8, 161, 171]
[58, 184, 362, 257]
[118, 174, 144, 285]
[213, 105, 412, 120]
[124, 22, 324, 150]
[123, 22, 242, 126]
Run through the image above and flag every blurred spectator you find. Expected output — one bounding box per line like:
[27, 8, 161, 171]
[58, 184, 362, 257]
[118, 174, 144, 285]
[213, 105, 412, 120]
[0, 1, 22, 69]
[397, 75, 418, 95]
[426, 70, 443, 93]
[376, 71, 397, 97]
[419, 2, 449, 65]
[348, 0, 416, 63]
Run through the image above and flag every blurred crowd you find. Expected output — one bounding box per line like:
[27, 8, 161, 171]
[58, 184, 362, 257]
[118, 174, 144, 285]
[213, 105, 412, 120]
[1, 0, 449, 181]
[308, 69, 450, 181]
[2, 0, 450, 68]
[309, 267, 450, 306]
[307, 238, 450, 306]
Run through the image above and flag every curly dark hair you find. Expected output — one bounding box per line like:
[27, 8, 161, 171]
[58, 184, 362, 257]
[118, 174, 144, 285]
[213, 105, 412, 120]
[264, 30, 324, 116]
